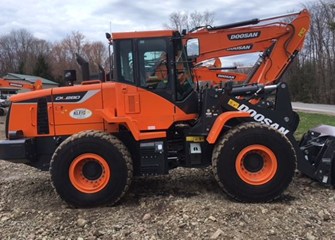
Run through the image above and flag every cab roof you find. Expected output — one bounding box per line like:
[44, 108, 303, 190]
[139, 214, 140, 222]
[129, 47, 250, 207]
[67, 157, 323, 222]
[112, 30, 177, 40]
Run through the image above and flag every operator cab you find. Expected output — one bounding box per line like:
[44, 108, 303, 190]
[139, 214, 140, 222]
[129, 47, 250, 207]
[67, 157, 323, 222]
[112, 30, 198, 114]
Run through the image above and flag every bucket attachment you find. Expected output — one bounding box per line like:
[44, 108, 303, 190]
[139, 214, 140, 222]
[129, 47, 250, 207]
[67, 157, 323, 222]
[299, 125, 335, 186]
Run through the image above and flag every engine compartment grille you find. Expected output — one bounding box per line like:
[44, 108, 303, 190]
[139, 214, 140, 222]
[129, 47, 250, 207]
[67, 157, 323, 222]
[37, 98, 49, 134]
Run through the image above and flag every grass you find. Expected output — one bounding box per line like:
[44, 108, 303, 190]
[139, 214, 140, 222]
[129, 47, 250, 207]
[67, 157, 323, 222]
[295, 112, 335, 140]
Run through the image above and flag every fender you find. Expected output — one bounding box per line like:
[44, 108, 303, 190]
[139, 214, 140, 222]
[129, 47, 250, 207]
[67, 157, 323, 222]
[207, 111, 250, 144]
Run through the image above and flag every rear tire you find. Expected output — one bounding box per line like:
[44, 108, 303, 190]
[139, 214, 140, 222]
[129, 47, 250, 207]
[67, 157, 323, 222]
[212, 122, 296, 202]
[50, 130, 133, 207]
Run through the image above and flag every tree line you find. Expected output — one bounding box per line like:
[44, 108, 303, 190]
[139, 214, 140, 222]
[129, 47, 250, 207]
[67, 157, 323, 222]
[285, 0, 335, 104]
[0, 30, 108, 85]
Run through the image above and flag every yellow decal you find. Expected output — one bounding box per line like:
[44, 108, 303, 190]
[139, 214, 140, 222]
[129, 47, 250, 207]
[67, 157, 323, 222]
[228, 99, 240, 109]
[186, 136, 205, 142]
[298, 28, 307, 37]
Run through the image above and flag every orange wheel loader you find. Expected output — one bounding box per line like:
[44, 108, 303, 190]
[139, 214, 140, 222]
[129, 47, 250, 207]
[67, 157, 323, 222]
[0, 9, 330, 208]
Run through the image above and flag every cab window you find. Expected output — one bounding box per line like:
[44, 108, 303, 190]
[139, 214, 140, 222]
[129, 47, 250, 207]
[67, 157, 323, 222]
[175, 47, 194, 101]
[138, 39, 168, 89]
[116, 40, 134, 83]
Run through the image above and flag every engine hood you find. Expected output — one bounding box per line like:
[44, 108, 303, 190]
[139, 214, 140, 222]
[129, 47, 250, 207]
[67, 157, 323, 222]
[9, 83, 102, 103]
[10, 88, 52, 103]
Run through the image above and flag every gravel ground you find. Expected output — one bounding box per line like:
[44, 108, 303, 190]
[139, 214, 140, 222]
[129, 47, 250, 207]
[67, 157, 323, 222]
[0, 116, 335, 240]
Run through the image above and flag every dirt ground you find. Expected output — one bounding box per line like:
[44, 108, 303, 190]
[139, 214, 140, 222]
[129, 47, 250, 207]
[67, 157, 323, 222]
[0, 116, 335, 240]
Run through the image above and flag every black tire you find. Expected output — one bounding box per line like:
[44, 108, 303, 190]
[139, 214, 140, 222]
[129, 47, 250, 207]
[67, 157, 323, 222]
[50, 130, 133, 207]
[212, 122, 296, 202]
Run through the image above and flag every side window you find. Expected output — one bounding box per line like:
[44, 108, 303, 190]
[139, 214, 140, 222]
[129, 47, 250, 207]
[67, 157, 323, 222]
[138, 39, 168, 89]
[175, 49, 194, 101]
[118, 40, 134, 83]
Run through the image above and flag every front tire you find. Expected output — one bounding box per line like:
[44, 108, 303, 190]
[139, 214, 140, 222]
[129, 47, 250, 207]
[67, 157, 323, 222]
[50, 130, 133, 207]
[212, 122, 296, 202]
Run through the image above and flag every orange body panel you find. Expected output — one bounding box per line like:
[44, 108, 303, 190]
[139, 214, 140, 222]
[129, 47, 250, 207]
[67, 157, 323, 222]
[10, 88, 51, 102]
[115, 84, 175, 130]
[51, 84, 103, 135]
[10, 103, 45, 137]
[207, 111, 250, 144]
[54, 123, 104, 136]
[10, 89, 54, 137]
[9, 81, 198, 141]
[10, 84, 105, 137]
[98, 82, 197, 140]
[112, 30, 175, 40]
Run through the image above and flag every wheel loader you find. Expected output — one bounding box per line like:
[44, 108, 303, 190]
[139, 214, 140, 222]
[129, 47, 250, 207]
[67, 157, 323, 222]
[0, 9, 333, 207]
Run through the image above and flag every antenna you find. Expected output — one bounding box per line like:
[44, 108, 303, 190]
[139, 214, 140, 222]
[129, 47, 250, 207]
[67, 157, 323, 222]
[107, 21, 113, 81]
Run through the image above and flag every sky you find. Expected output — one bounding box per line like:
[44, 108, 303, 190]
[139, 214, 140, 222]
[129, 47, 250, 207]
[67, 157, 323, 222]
[0, 0, 318, 43]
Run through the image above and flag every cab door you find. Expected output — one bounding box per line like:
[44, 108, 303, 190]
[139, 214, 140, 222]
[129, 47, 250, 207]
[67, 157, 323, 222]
[114, 38, 175, 131]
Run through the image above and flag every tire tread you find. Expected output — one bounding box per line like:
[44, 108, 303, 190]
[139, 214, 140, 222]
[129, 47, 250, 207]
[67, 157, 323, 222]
[50, 130, 133, 207]
[212, 122, 296, 202]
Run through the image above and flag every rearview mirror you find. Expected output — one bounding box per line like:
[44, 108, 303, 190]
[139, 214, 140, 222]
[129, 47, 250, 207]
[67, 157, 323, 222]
[186, 38, 200, 58]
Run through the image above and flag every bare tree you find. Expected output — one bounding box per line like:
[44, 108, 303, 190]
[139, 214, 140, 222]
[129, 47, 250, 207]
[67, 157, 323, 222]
[164, 10, 214, 32]
[50, 32, 108, 83]
[0, 29, 53, 75]
[82, 41, 108, 73]
[0, 28, 109, 84]
[285, 0, 335, 104]
[189, 11, 214, 30]
[0, 35, 17, 73]
[50, 33, 86, 83]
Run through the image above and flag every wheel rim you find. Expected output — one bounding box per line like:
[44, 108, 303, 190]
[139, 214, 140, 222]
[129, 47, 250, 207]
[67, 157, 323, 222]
[69, 153, 111, 193]
[235, 145, 277, 185]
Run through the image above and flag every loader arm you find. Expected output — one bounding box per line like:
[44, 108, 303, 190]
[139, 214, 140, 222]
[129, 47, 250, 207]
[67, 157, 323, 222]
[184, 9, 311, 85]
